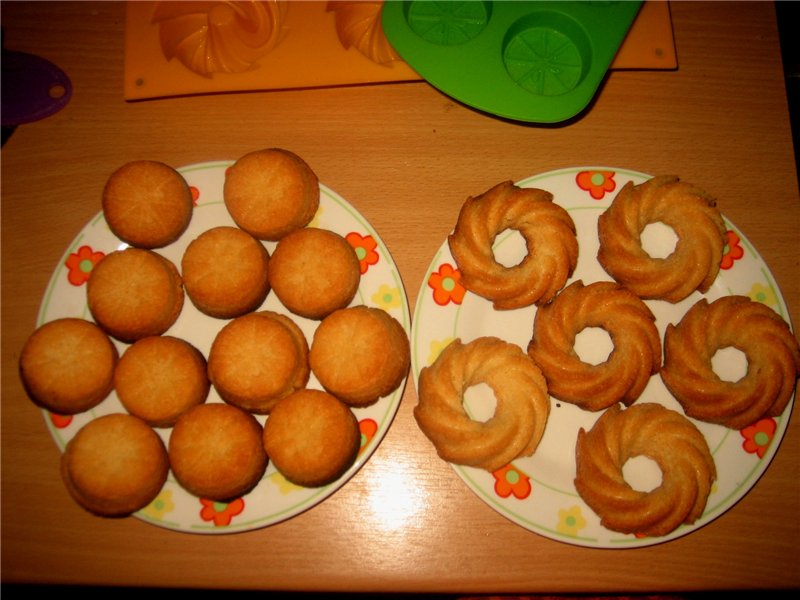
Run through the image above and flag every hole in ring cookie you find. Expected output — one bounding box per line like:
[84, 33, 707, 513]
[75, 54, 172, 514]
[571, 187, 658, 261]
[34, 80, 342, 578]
[640, 221, 679, 259]
[574, 326, 614, 366]
[463, 382, 497, 423]
[493, 228, 527, 268]
[711, 346, 748, 383]
[622, 455, 663, 493]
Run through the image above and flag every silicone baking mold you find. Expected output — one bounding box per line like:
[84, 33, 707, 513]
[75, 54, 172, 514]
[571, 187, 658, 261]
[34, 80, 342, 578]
[381, 0, 643, 123]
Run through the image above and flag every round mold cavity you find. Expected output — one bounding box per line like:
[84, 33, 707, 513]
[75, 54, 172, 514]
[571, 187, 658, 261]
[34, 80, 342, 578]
[404, 0, 491, 46]
[502, 11, 592, 97]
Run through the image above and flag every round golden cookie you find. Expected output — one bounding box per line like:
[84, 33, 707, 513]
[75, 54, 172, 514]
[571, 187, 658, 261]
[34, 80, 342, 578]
[102, 160, 193, 249]
[181, 226, 271, 318]
[448, 180, 579, 309]
[115, 335, 210, 427]
[207, 311, 310, 413]
[169, 403, 267, 500]
[574, 403, 716, 537]
[61, 413, 169, 517]
[20, 318, 118, 415]
[414, 336, 550, 472]
[527, 280, 662, 411]
[268, 227, 360, 320]
[660, 295, 800, 429]
[87, 248, 184, 343]
[223, 148, 320, 241]
[597, 175, 726, 303]
[262, 389, 360, 487]
[310, 306, 409, 407]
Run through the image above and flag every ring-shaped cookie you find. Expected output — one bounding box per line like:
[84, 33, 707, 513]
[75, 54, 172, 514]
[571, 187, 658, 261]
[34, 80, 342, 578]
[574, 403, 716, 537]
[597, 175, 726, 303]
[414, 336, 550, 472]
[661, 295, 800, 429]
[527, 280, 661, 411]
[448, 181, 578, 310]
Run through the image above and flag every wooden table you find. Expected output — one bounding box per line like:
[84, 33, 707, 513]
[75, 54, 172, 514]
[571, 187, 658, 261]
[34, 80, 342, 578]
[2, 1, 798, 593]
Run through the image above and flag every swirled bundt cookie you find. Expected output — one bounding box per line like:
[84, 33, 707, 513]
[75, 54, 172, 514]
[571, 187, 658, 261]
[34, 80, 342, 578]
[448, 181, 578, 310]
[597, 175, 726, 303]
[527, 280, 661, 411]
[414, 336, 550, 472]
[574, 403, 716, 537]
[660, 295, 800, 429]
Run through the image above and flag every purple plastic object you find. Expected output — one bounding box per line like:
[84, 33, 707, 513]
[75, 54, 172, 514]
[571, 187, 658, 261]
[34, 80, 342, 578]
[1, 48, 72, 127]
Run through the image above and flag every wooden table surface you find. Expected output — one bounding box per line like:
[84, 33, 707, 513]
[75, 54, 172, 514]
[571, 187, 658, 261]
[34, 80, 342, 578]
[2, 1, 799, 593]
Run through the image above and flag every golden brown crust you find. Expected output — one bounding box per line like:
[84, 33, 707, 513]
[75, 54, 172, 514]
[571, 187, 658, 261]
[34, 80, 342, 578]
[448, 181, 578, 309]
[660, 295, 800, 429]
[310, 306, 410, 407]
[207, 311, 310, 413]
[102, 160, 193, 249]
[87, 248, 184, 343]
[268, 227, 360, 320]
[115, 335, 210, 427]
[168, 403, 267, 500]
[527, 280, 662, 411]
[597, 175, 726, 303]
[574, 403, 716, 537]
[61, 413, 169, 517]
[181, 225, 271, 318]
[19, 318, 118, 415]
[262, 389, 360, 487]
[223, 148, 320, 241]
[414, 336, 550, 472]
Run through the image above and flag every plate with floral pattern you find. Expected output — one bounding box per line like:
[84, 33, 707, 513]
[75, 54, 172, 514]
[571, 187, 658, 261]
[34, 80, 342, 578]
[37, 160, 411, 534]
[411, 166, 795, 548]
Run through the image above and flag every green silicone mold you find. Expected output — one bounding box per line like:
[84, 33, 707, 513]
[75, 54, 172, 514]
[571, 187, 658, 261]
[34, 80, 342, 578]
[382, 0, 642, 123]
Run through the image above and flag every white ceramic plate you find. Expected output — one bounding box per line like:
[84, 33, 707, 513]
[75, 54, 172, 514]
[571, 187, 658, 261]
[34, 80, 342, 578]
[37, 160, 411, 534]
[411, 166, 795, 548]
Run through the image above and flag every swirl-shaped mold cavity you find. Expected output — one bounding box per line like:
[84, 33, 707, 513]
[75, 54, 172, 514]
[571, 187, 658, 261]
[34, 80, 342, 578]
[414, 336, 550, 472]
[404, 0, 491, 45]
[326, 1, 401, 65]
[448, 180, 578, 310]
[597, 175, 727, 303]
[661, 295, 800, 429]
[574, 403, 717, 537]
[527, 280, 661, 411]
[502, 11, 591, 96]
[151, 1, 287, 78]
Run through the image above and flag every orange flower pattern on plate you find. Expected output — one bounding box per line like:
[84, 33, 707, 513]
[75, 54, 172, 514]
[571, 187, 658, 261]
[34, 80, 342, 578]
[741, 417, 777, 459]
[428, 263, 465, 306]
[189, 185, 200, 205]
[199, 497, 245, 526]
[346, 231, 380, 274]
[359, 418, 378, 455]
[720, 229, 745, 270]
[576, 170, 616, 200]
[65, 245, 105, 286]
[49, 412, 73, 429]
[492, 463, 531, 499]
